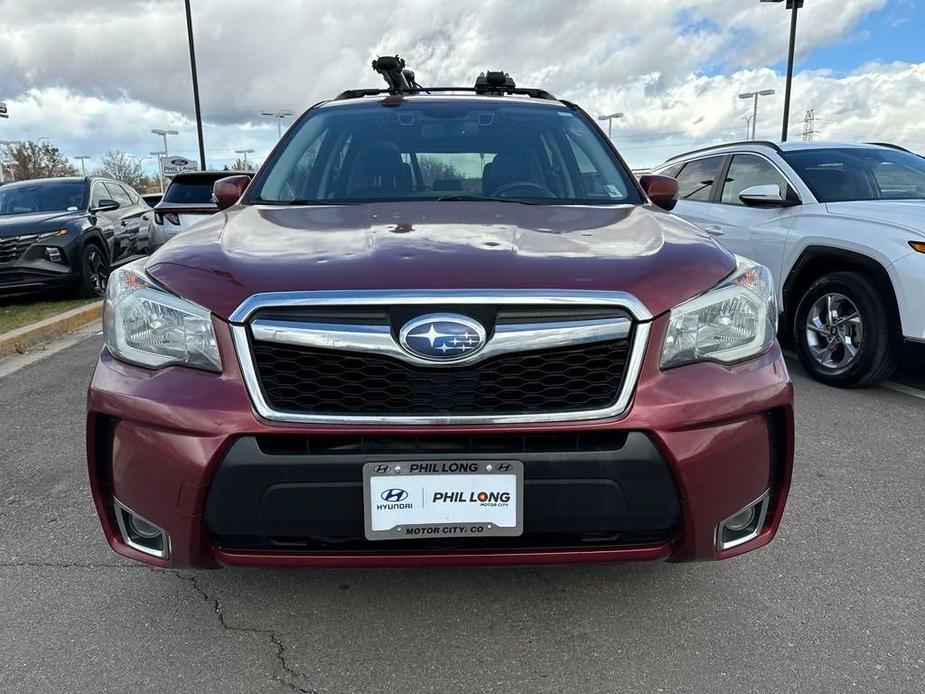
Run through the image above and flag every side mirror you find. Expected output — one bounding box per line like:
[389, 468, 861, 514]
[213, 175, 251, 210]
[639, 174, 680, 212]
[739, 184, 800, 207]
[92, 199, 120, 213]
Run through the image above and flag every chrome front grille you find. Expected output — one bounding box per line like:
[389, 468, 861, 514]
[230, 290, 652, 425]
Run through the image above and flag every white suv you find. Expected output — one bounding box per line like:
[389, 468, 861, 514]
[654, 141, 925, 387]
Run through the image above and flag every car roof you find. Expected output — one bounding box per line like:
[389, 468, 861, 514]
[314, 93, 570, 112]
[168, 171, 250, 182]
[1, 176, 88, 188]
[661, 140, 910, 165]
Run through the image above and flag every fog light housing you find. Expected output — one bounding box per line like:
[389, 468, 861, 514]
[716, 491, 769, 551]
[113, 499, 170, 559]
[44, 247, 66, 264]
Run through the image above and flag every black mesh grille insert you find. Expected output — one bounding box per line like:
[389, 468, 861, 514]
[251, 337, 630, 416]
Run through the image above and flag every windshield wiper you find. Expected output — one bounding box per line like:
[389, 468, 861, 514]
[436, 195, 544, 205]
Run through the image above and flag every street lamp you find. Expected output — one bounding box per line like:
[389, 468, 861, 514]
[739, 90, 776, 140]
[760, 0, 803, 142]
[597, 112, 624, 139]
[74, 155, 91, 176]
[743, 115, 754, 139]
[151, 129, 178, 158]
[261, 110, 294, 139]
[184, 0, 206, 169]
[234, 148, 255, 169]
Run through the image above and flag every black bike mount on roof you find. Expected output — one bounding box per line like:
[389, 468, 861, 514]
[334, 55, 557, 101]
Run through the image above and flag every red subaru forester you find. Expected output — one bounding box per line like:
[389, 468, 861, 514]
[87, 64, 793, 569]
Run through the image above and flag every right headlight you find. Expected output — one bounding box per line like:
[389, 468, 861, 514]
[661, 257, 777, 369]
[103, 259, 221, 372]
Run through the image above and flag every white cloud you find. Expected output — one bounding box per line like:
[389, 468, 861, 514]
[1, 0, 920, 171]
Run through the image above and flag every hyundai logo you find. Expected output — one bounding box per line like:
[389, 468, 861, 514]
[399, 313, 486, 362]
[381, 488, 409, 503]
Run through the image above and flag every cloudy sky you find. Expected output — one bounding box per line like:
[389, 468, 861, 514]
[1, 0, 923, 173]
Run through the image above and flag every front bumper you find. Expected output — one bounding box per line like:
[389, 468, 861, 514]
[87, 315, 794, 569]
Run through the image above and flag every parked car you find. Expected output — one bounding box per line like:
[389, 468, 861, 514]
[149, 171, 253, 251]
[88, 63, 793, 569]
[0, 176, 151, 297]
[653, 141, 925, 387]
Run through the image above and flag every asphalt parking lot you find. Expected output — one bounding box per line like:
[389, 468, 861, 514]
[1, 334, 922, 694]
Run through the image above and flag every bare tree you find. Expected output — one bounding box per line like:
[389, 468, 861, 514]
[227, 157, 258, 172]
[0, 140, 78, 180]
[94, 150, 145, 189]
[418, 156, 463, 184]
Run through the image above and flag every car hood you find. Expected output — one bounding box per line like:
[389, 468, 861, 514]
[146, 201, 735, 321]
[0, 210, 84, 237]
[825, 200, 925, 237]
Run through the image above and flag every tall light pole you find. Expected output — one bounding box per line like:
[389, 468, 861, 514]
[743, 115, 754, 139]
[150, 151, 166, 193]
[74, 155, 91, 176]
[739, 90, 775, 140]
[261, 110, 294, 139]
[761, 0, 803, 142]
[151, 129, 177, 191]
[234, 148, 255, 170]
[597, 112, 624, 139]
[184, 0, 206, 169]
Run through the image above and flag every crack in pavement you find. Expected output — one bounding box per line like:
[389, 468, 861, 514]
[0, 561, 147, 569]
[168, 570, 316, 694]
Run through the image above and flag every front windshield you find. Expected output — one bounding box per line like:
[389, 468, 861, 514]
[0, 180, 86, 216]
[783, 147, 925, 202]
[250, 100, 640, 205]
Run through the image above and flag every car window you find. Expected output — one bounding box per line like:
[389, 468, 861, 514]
[120, 184, 140, 204]
[104, 182, 133, 206]
[251, 100, 641, 205]
[90, 182, 110, 208]
[674, 157, 725, 202]
[720, 155, 791, 205]
[656, 163, 684, 178]
[783, 147, 925, 202]
[0, 180, 86, 216]
[162, 177, 223, 204]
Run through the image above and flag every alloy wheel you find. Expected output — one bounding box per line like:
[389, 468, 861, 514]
[804, 292, 863, 372]
[85, 247, 108, 296]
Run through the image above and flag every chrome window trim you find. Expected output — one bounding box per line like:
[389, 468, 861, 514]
[250, 315, 632, 368]
[228, 289, 653, 324]
[229, 289, 652, 425]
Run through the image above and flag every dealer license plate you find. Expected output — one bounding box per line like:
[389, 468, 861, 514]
[363, 460, 523, 541]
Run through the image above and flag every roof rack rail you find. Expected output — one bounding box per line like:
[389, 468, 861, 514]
[335, 54, 557, 101]
[664, 140, 783, 163]
[866, 141, 911, 152]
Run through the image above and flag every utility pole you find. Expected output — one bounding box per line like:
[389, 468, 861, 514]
[760, 0, 803, 141]
[802, 110, 816, 141]
[597, 113, 624, 139]
[150, 151, 166, 193]
[184, 0, 206, 169]
[151, 130, 177, 191]
[74, 155, 91, 176]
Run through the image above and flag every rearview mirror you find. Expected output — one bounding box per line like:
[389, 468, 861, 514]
[739, 184, 800, 207]
[639, 175, 680, 212]
[213, 175, 251, 211]
[92, 199, 120, 213]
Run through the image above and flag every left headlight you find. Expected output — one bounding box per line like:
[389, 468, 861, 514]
[103, 259, 221, 372]
[661, 256, 777, 369]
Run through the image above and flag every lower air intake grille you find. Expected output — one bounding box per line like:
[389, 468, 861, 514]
[251, 338, 630, 416]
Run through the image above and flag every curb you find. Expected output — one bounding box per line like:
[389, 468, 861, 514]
[0, 301, 103, 358]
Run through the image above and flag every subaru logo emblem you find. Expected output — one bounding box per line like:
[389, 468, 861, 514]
[381, 488, 409, 503]
[399, 313, 486, 362]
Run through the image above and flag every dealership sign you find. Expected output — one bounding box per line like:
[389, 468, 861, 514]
[159, 156, 199, 176]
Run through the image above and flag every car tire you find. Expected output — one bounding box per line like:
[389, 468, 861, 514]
[78, 242, 110, 298]
[793, 271, 898, 388]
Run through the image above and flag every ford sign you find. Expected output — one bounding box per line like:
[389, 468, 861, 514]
[399, 313, 486, 362]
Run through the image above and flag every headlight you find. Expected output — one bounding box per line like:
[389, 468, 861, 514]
[661, 257, 777, 369]
[103, 259, 221, 372]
